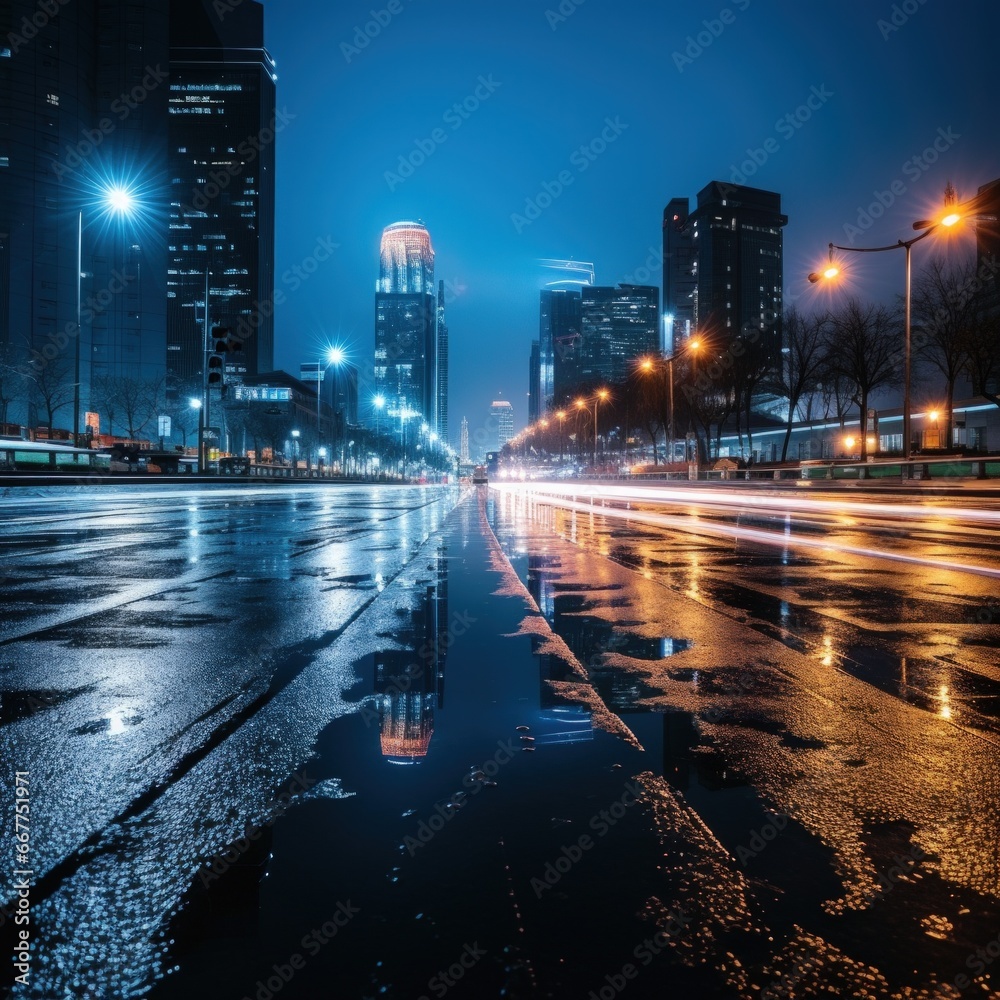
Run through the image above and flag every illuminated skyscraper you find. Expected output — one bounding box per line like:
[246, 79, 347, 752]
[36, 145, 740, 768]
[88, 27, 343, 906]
[491, 400, 514, 451]
[378, 221, 434, 295]
[0, 0, 169, 431]
[374, 221, 438, 428]
[167, 0, 277, 393]
[435, 279, 448, 441]
[662, 198, 697, 352]
[460, 417, 470, 463]
[579, 285, 659, 384]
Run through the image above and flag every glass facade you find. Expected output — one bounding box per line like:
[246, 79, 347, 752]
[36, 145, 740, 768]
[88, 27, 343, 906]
[166, 0, 276, 398]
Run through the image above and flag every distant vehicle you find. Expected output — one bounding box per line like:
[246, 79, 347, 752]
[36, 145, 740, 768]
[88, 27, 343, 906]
[472, 465, 488, 484]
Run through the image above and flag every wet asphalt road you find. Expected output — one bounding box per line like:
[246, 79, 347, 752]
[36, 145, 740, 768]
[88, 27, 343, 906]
[1, 482, 999, 1000]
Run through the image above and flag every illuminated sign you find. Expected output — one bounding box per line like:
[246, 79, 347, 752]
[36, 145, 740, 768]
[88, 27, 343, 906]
[234, 386, 291, 402]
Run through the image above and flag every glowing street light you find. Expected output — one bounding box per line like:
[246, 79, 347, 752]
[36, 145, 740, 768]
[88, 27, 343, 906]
[808, 190, 969, 462]
[74, 181, 140, 446]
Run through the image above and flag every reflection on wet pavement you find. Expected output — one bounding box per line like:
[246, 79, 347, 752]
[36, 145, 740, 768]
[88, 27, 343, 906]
[2, 483, 1000, 999]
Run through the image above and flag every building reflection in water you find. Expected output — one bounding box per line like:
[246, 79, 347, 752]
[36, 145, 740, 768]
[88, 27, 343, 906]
[375, 546, 448, 765]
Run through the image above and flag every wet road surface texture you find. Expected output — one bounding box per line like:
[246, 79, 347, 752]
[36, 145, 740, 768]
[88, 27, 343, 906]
[1, 482, 999, 999]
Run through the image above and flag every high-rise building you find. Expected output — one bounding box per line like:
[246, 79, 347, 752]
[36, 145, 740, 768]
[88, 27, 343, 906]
[539, 288, 583, 410]
[0, 0, 170, 432]
[686, 181, 787, 360]
[378, 221, 434, 295]
[662, 198, 698, 353]
[490, 400, 514, 451]
[975, 177, 1000, 312]
[374, 221, 438, 428]
[579, 285, 659, 384]
[528, 340, 540, 423]
[166, 0, 277, 397]
[460, 416, 470, 463]
[435, 279, 448, 441]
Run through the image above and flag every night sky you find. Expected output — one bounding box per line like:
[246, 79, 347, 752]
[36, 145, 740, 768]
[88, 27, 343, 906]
[263, 0, 1000, 445]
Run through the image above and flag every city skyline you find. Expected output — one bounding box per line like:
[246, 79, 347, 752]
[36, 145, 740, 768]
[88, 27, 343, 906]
[261, 0, 1000, 439]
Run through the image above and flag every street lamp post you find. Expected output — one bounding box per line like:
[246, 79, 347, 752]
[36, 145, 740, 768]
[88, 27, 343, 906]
[556, 410, 566, 463]
[190, 398, 203, 473]
[809, 197, 966, 462]
[74, 185, 138, 445]
[592, 389, 609, 469]
[291, 429, 300, 475]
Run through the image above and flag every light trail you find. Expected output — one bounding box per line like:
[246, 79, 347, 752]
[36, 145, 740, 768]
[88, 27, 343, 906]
[498, 482, 1000, 528]
[494, 484, 1000, 579]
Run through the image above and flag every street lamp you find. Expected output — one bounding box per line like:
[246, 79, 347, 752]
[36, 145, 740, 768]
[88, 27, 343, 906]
[189, 398, 204, 473]
[291, 428, 300, 474]
[74, 182, 139, 445]
[808, 193, 968, 461]
[639, 338, 701, 466]
[555, 409, 567, 462]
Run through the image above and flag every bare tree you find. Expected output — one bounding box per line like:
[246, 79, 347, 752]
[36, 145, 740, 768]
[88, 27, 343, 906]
[964, 306, 1000, 413]
[771, 308, 828, 461]
[825, 298, 901, 460]
[0, 342, 31, 427]
[912, 257, 980, 448]
[29, 349, 76, 436]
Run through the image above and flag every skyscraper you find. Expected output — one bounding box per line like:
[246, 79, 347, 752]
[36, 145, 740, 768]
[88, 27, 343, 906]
[435, 279, 449, 441]
[378, 221, 434, 295]
[662, 198, 698, 352]
[539, 288, 583, 410]
[1, 0, 169, 432]
[374, 221, 437, 427]
[166, 0, 277, 396]
[490, 400, 514, 451]
[579, 285, 659, 384]
[528, 340, 541, 423]
[687, 181, 787, 359]
[460, 416, 470, 463]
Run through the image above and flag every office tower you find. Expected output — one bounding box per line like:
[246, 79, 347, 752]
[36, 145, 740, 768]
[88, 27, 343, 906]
[166, 0, 277, 396]
[528, 340, 540, 423]
[460, 416, 470, 463]
[374, 221, 437, 425]
[0, 0, 169, 433]
[539, 288, 583, 410]
[662, 198, 698, 352]
[579, 285, 659, 384]
[378, 221, 434, 295]
[490, 400, 514, 451]
[976, 178, 1000, 312]
[687, 181, 787, 359]
[435, 279, 448, 440]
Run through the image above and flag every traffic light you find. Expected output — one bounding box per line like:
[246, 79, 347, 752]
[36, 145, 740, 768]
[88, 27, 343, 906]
[212, 326, 243, 355]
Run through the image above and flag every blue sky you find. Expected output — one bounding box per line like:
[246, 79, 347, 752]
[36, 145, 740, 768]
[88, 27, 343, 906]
[262, 0, 1000, 444]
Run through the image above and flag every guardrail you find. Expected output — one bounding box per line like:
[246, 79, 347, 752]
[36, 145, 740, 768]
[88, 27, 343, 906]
[556, 455, 1000, 484]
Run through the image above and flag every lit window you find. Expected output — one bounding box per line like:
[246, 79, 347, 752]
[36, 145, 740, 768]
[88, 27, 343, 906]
[46, 93, 59, 105]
